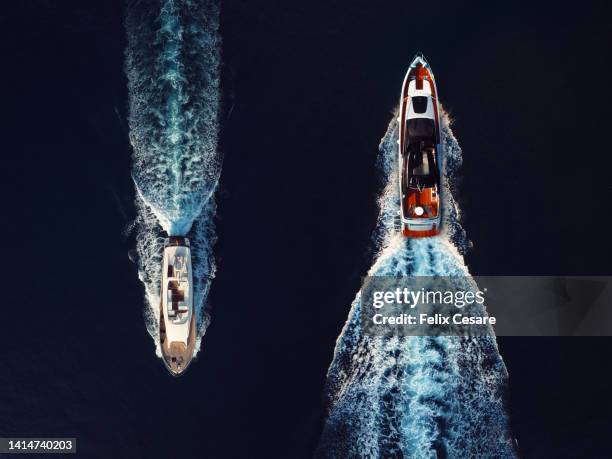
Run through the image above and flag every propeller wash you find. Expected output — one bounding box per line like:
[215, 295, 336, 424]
[316, 111, 517, 457]
[125, 0, 221, 370]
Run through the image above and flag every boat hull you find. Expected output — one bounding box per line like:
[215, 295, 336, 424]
[159, 236, 195, 376]
[398, 54, 443, 238]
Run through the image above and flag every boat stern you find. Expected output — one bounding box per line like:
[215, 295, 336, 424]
[402, 216, 440, 238]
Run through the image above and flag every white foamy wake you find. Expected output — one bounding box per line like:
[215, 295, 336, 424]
[316, 113, 516, 458]
[126, 0, 221, 356]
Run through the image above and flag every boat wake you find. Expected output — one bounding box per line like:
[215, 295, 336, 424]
[126, 0, 221, 356]
[316, 112, 516, 457]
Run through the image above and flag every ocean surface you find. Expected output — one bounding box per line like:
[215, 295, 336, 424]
[1, 1, 612, 457]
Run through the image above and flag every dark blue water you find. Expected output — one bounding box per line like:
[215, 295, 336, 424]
[1, 1, 612, 457]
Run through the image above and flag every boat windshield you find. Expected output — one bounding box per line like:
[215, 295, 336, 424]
[406, 118, 434, 139]
[405, 147, 437, 188]
[412, 96, 428, 114]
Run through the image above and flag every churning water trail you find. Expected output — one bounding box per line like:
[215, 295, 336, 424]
[316, 113, 516, 458]
[126, 0, 221, 356]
